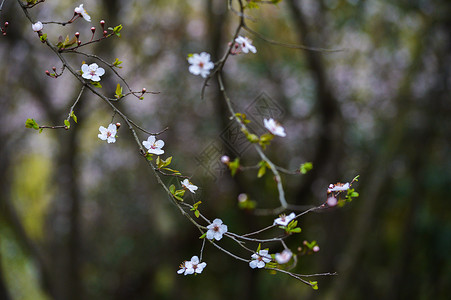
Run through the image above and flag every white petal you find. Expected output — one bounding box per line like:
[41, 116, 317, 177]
[249, 260, 258, 269]
[90, 75, 100, 82]
[96, 67, 105, 76]
[98, 133, 107, 140]
[154, 140, 164, 148]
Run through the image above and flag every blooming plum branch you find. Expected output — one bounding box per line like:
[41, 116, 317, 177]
[18, 0, 360, 292]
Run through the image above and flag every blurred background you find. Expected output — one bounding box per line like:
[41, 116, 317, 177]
[1, 0, 450, 299]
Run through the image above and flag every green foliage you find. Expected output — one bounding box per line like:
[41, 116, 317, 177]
[257, 160, 268, 178]
[109, 24, 123, 37]
[56, 35, 77, 49]
[280, 220, 302, 234]
[259, 133, 273, 149]
[70, 111, 77, 123]
[235, 113, 251, 124]
[309, 281, 319, 290]
[228, 158, 240, 176]
[112, 58, 123, 68]
[25, 118, 39, 130]
[39, 34, 47, 42]
[91, 81, 102, 88]
[64, 119, 70, 129]
[169, 184, 185, 201]
[299, 162, 313, 174]
[115, 83, 123, 99]
[190, 201, 202, 218]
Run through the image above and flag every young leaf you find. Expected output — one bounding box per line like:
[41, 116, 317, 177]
[257, 160, 267, 178]
[25, 118, 39, 130]
[310, 281, 319, 290]
[112, 58, 123, 68]
[300, 162, 313, 174]
[64, 119, 70, 129]
[91, 81, 102, 88]
[70, 111, 78, 123]
[115, 83, 123, 99]
[169, 184, 175, 195]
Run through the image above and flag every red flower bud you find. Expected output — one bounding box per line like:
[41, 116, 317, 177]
[4, 22, 9, 27]
[91, 27, 96, 33]
[115, 123, 121, 129]
[45, 70, 51, 76]
[75, 32, 80, 38]
[142, 88, 146, 94]
[100, 20, 105, 28]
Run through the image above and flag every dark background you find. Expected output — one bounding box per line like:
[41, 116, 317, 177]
[1, 0, 450, 299]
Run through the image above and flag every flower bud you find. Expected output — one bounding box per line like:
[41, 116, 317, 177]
[220, 155, 230, 164]
[91, 27, 96, 34]
[103, 30, 107, 36]
[100, 20, 105, 28]
[327, 196, 337, 207]
[237, 193, 248, 203]
[32, 21, 43, 32]
[75, 32, 80, 38]
[45, 70, 51, 76]
[4, 22, 8, 28]
[115, 123, 121, 129]
[52, 67, 57, 72]
[313, 245, 320, 252]
[142, 88, 147, 94]
[77, 40, 82, 46]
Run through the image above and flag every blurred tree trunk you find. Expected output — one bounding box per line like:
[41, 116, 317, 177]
[327, 21, 428, 300]
[287, 0, 344, 202]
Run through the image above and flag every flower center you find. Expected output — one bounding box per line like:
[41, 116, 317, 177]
[107, 131, 112, 137]
[198, 62, 204, 68]
[213, 225, 219, 232]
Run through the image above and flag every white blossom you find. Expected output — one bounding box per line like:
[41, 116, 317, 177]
[327, 182, 350, 193]
[273, 212, 296, 226]
[32, 21, 43, 32]
[206, 218, 228, 241]
[181, 179, 198, 194]
[235, 35, 257, 54]
[74, 4, 91, 22]
[249, 249, 271, 269]
[177, 260, 192, 275]
[81, 63, 105, 82]
[143, 135, 164, 155]
[188, 52, 214, 78]
[98, 124, 117, 143]
[313, 245, 320, 252]
[264, 118, 286, 137]
[184, 256, 207, 275]
[275, 249, 292, 264]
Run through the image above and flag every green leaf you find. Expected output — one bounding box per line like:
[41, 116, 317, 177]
[39, 33, 47, 42]
[352, 175, 360, 182]
[199, 233, 207, 239]
[310, 281, 319, 290]
[257, 161, 267, 178]
[300, 162, 313, 174]
[91, 81, 102, 88]
[162, 167, 181, 175]
[112, 58, 123, 68]
[259, 133, 274, 148]
[246, 133, 259, 143]
[115, 83, 123, 99]
[194, 210, 200, 218]
[169, 184, 175, 194]
[145, 153, 153, 161]
[228, 158, 240, 177]
[70, 111, 77, 123]
[64, 119, 70, 129]
[109, 24, 123, 37]
[256, 243, 261, 252]
[25, 118, 39, 130]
